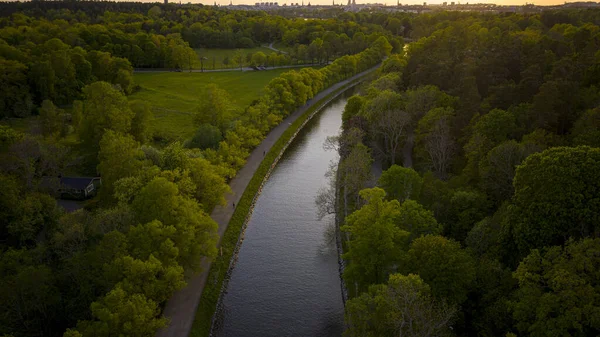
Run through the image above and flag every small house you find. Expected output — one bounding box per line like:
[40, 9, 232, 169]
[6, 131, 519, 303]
[59, 177, 102, 200]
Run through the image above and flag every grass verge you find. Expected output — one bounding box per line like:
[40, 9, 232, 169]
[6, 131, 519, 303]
[188, 77, 368, 337]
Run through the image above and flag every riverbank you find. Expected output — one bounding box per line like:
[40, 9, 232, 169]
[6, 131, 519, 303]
[156, 64, 380, 337]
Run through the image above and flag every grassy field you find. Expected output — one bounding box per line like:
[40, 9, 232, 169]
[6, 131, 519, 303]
[194, 47, 275, 70]
[130, 68, 302, 144]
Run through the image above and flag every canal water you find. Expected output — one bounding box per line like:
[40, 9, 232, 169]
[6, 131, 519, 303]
[212, 92, 352, 337]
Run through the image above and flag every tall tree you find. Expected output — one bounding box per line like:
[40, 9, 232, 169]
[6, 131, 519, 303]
[344, 273, 456, 337]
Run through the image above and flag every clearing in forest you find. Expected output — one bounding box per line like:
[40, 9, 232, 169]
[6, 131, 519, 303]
[130, 68, 299, 143]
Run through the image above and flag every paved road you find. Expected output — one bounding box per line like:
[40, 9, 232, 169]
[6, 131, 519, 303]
[156, 64, 380, 337]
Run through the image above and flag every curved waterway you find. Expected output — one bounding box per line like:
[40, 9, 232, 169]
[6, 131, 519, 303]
[212, 91, 353, 337]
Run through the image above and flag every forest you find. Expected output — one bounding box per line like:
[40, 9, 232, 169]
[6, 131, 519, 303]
[332, 8, 600, 337]
[2, 1, 600, 336]
[0, 2, 395, 337]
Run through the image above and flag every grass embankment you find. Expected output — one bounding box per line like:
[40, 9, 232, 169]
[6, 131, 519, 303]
[194, 47, 274, 69]
[129, 69, 297, 144]
[189, 78, 366, 337]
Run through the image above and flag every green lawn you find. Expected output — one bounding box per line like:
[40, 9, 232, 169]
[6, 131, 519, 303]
[130, 68, 302, 144]
[194, 47, 275, 70]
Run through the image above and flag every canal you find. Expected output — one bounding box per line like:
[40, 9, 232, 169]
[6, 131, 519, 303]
[211, 91, 352, 337]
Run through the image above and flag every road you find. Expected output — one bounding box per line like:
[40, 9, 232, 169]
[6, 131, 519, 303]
[155, 63, 380, 337]
[134, 63, 317, 73]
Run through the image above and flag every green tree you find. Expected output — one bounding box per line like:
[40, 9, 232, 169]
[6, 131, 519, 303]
[415, 107, 456, 179]
[344, 274, 456, 337]
[39, 100, 62, 138]
[446, 190, 490, 243]
[397, 199, 441, 243]
[97, 131, 146, 202]
[511, 238, 600, 337]
[570, 107, 600, 147]
[342, 188, 409, 292]
[378, 165, 423, 202]
[250, 51, 267, 66]
[195, 83, 235, 133]
[131, 177, 218, 271]
[129, 100, 153, 144]
[186, 123, 222, 150]
[75, 286, 167, 337]
[402, 235, 476, 304]
[511, 146, 600, 256]
[0, 59, 32, 118]
[79, 81, 134, 153]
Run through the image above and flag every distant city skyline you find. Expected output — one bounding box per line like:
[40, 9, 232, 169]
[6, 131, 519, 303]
[178, 0, 583, 6]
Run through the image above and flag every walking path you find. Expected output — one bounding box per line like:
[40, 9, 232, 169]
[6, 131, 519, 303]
[266, 41, 288, 54]
[156, 64, 380, 337]
[134, 63, 308, 73]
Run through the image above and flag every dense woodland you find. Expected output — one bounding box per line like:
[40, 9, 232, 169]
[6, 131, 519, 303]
[2, 2, 600, 337]
[332, 9, 600, 337]
[0, 2, 394, 337]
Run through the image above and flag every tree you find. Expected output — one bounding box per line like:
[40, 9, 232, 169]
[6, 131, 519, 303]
[397, 199, 441, 243]
[511, 146, 600, 256]
[342, 188, 409, 292]
[129, 100, 153, 144]
[39, 100, 62, 138]
[415, 107, 456, 179]
[339, 143, 373, 216]
[479, 140, 540, 204]
[378, 165, 423, 202]
[570, 107, 600, 147]
[131, 177, 218, 271]
[75, 286, 167, 337]
[446, 190, 490, 243]
[186, 123, 222, 150]
[250, 51, 267, 67]
[232, 49, 245, 70]
[511, 238, 600, 337]
[402, 235, 476, 304]
[344, 274, 456, 337]
[97, 131, 146, 202]
[0, 59, 32, 118]
[371, 108, 411, 166]
[79, 82, 134, 154]
[195, 84, 235, 133]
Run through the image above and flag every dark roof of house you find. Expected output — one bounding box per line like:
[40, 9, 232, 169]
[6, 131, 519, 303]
[60, 177, 97, 190]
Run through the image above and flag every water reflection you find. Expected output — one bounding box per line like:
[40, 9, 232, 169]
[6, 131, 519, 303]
[212, 92, 353, 337]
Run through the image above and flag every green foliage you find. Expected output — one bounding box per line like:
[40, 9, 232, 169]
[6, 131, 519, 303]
[446, 190, 490, 242]
[397, 199, 441, 243]
[75, 286, 167, 337]
[195, 83, 235, 133]
[186, 124, 223, 150]
[344, 273, 456, 337]
[342, 188, 409, 291]
[571, 107, 600, 147]
[79, 81, 135, 153]
[378, 165, 423, 202]
[97, 131, 146, 202]
[0, 59, 33, 118]
[129, 100, 154, 144]
[402, 235, 476, 305]
[511, 238, 600, 337]
[415, 107, 456, 179]
[512, 146, 600, 256]
[131, 177, 218, 271]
